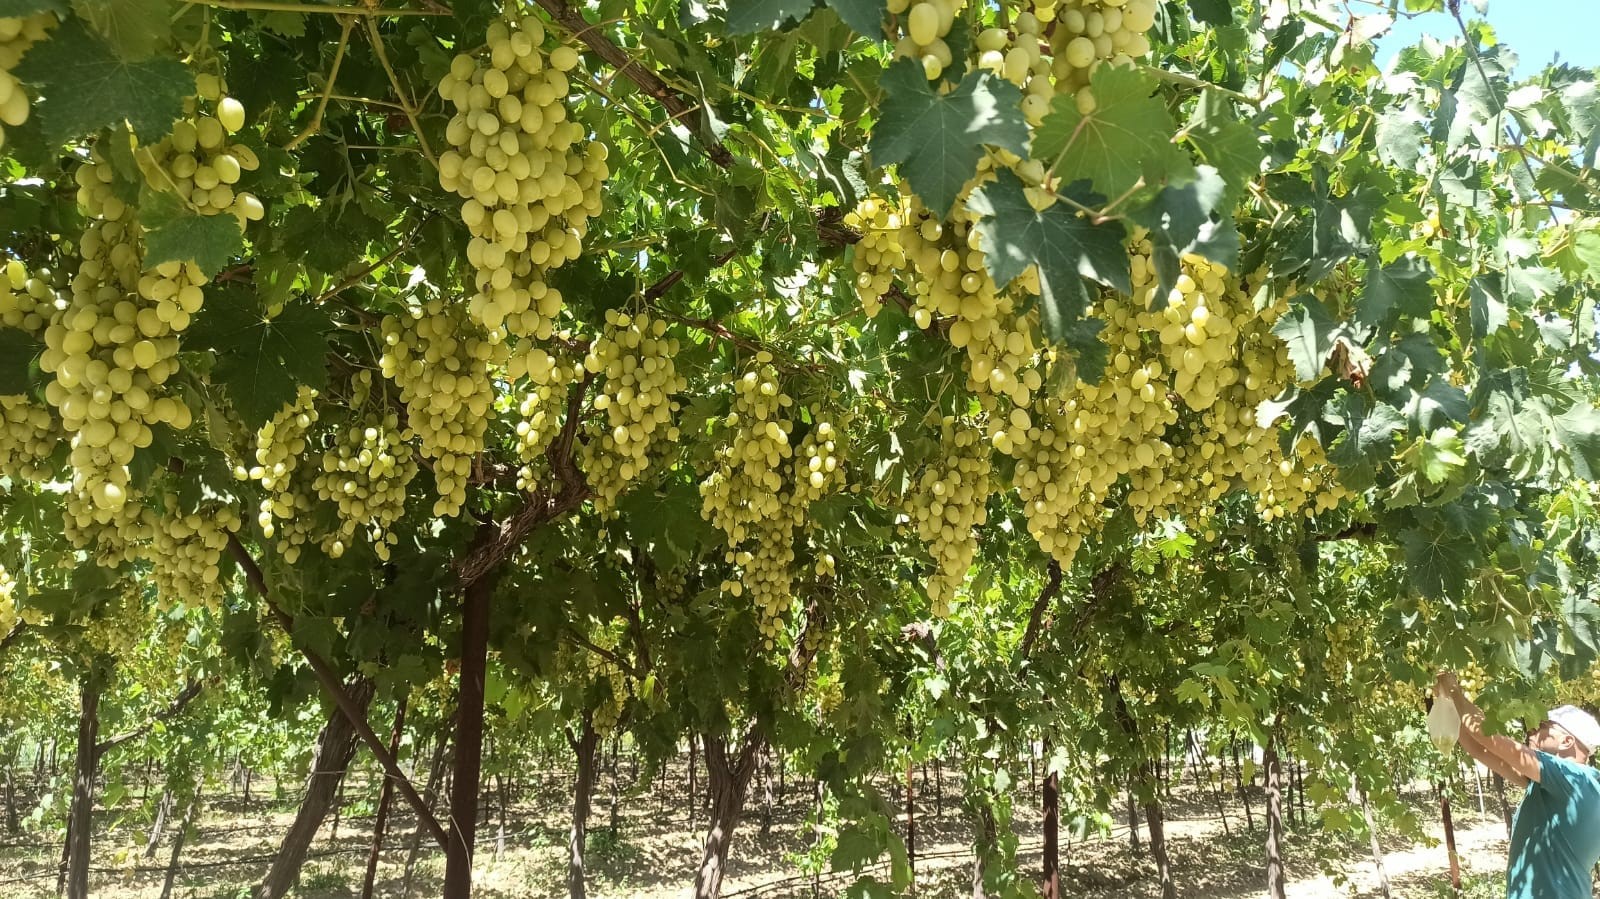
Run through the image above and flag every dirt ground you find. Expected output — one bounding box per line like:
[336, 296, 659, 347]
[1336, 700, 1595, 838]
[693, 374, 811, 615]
[0, 756, 1532, 898]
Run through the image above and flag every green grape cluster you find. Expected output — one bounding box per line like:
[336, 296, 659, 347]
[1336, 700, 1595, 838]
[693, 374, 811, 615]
[0, 257, 61, 335]
[974, 13, 1054, 123]
[142, 494, 241, 611]
[380, 299, 507, 517]
[312, 386, 418, 561]
[906, 416, 993, 617]
[585, 650, 628, 734]
[437, 13, 609, 339]
[579, 310, 687, 512]
[0, 563, 15, 637]
[42, 202, 192, 539]
[0, 13, 53, 150]
[236, 380, 321, 550]
[504, 343, 575, 490]
[135, 74, 264, 228]
[0, 397, 58, 482]
[82, 581, 144, 657]
[1046, 0, 1158, 109]
[790, 420, 843, 511]
[700, 355, 801, 644]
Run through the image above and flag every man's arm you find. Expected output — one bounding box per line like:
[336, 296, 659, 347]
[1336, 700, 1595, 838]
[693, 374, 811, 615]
[1437, 671, 1538, 788]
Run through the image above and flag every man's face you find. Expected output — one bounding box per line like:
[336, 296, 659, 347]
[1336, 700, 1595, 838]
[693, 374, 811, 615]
[1528, 719, 1578, 755]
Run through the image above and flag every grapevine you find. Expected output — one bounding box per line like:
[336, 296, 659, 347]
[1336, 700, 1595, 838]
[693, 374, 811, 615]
[907, 415, 993, 617]
[141, 493, 242, 612]
[311, 374, 418, 560]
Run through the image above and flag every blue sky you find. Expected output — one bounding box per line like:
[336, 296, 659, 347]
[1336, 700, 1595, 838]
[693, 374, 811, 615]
[1377, 0, 1598, 75]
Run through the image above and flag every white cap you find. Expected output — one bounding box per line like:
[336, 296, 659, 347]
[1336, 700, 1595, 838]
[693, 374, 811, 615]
[1549, 705, 1600, 755]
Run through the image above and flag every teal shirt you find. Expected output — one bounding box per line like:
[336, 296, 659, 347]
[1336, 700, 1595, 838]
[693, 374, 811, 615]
[1507, 752, 1600, 899]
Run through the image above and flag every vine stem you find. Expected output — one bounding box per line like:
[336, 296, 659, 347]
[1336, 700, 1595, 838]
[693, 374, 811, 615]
[285, 16, 354, 152]
[364, 17, 438, 169]
[188, 0, 446, 14]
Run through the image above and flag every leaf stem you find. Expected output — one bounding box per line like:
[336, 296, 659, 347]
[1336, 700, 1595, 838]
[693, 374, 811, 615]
[364, 17, 437, 169]
[188, 0, 447, 14]
[285, 15, 354, 152]
[1139, 65, 1262, 107]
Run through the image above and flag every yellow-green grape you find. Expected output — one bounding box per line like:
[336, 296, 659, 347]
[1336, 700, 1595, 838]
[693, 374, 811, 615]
[906, 416, 992, 617]
[312, 404, 418, 561]
[504, 343, 575, 491]
[437, 13, 609, 339]
[579, 310, 687, 512]
[379, 298, 507, 517]
[888, 0, 964, 81]
[1048, 0, 1158, 111]
[0, 14, 55, 150]
[141, 495, 241, 611]
[585, 649, 628, 733]
[974, 12, 1055, 125]
[135, 82, 265, 229]
[82, 581, 143, 657]
[700, 354, 800, 645]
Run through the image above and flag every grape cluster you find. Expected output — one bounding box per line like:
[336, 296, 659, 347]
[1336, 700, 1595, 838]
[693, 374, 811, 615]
[906, 416, 993, 617]
[700, 356, 801, 645]
[1014, 241, 1347, 566]
[380, 299, 506, 517]
[0, 397, 58, 482]
[890, 0, 965, 81]
[586, 650, 628, 734]
[505, 343, 575, 490]
[1046, 0, 1158, 105]
[975, 14, 1054, 123]
[437, 13, 609, 339]
[142, 494, 241, 611]
[240, 385, 320, 548]
[579, 310, 687, 512]
[312, 378, 418, 561]
[0, 257, 60, 335]
[42, 184, 192, 543]
[135, 76, 264, 228]
[0, 13, 53, 150]
[790, 420, 843, 511]
[0, 563, 15, 637]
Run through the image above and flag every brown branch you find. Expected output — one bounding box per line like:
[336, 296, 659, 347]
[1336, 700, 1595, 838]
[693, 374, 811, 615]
[225, 534, 451, 851]
[1016, 560, 1065, 664]
[94, 679, 203, 758]
[1067, 562, 1125, 644]
[1319, 521, 1377, 542]
[530, 0, 734, 168]
[784, 589, 828, 695]
[565, 631, 642, 679]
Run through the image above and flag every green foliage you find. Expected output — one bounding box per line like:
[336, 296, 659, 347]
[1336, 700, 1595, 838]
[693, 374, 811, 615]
[14, 18, 193, 145]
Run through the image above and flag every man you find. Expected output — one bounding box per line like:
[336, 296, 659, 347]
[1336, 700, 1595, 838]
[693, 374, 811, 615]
[1435, 671, 1600, 899]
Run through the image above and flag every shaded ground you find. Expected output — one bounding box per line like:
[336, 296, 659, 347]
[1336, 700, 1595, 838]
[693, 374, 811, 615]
[0, 754, 1535, 898]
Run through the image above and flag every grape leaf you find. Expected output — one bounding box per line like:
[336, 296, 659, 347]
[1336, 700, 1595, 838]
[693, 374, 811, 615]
[1468, 274, 1508, 339]
[1375, 98, 1428, 170]
[1184, 92, 1264, 196]
[825, 0, 885, 39]
[142, 199, 243, 277]
[1033, 64, 1193, 201]
[1357, 254, 1435, 331]
[1185, 0, 1231, 25]
[0, 330, 42, 394]
[1399, 526, 1476, 600]
[185, 288, 330, 427]
[1130, 166, 1238, 309]
[1555, 403, 1600, 480]
[1328, 392, 1405, 469]
[870, 58, 1028, 215]
[968, 171, 1129, 357]
[72, 0, 174, 60]
[1270, 296, 1340, 382]
[726, 0, 815, 34]
[14, 18, 194, 145]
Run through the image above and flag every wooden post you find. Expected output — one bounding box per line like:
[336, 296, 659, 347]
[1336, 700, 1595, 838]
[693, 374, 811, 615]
[1441, 788, 1461, 894]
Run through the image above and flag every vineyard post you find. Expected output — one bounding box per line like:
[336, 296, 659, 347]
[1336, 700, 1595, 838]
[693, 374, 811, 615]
[1264, 729, 1286, 899]
[1440, 785, 1461, 893]
[1357, 787, 1391, 899]
[442, 567, 498, 899]
[158, 794, 201, 899]
[63, 661, 105, 899]
[906, 756, 916, 897]
[1042, 736, 1059, 899]
[360, 694, 408, 899]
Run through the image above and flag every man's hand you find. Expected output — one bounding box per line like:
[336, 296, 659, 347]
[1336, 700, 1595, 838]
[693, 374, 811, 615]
[1435, 669, 1462, 702]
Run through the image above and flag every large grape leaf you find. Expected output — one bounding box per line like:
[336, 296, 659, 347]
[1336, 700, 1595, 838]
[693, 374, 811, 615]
[726, 0, 815, 34]
[1033, 64, 1193, 201]
[14, 18, 193, 145]
[968, 171, 1128, 371]
[140, 191, 243, 277]
[1327, 391, 1405, 470]
[72, 0, 174, 60]
[1554, 403, 1600, 480]
[1399, 525, 1476, 600]
[1270, 296, 1340, 382]
[1357, 255, 1435, 331]
[869, 58, 1027, 216]
[185, 287, 330, 427]
[1185, 0, 1231, 25]
[1130, 166, 1238, 309]
[1469, 274, 1509, 339]
[1184, 92, 1264, 197]
[824, 0, 885, 38]
[0, 330, 42, 395]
